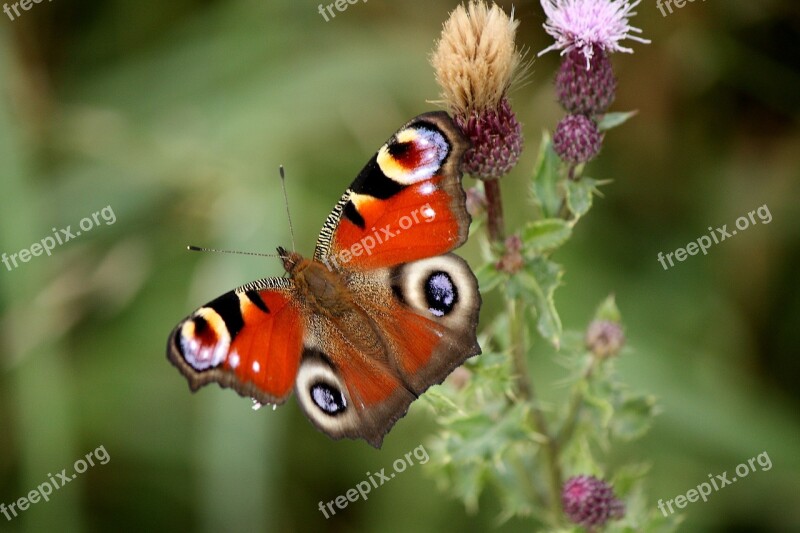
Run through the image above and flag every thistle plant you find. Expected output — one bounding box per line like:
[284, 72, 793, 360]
[423, 1, 681, 531]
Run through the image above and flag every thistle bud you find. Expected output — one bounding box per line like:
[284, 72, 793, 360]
[585, 319, 625, 359]
[495, 234, 524, 274]
[455, 98, 523, 180]
[552, 114, 602, 164]
[562, 475, 625, 529]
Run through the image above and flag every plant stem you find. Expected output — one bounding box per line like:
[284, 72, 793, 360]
[508, 296, 563, 521]
[556, 355, 599, 447]
[557, 164, 579, 219]
[484, 178, 505, 243]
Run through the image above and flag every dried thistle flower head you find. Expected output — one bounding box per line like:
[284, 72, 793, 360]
[431, 1, 522, 115]
[432, 1, 525, 180]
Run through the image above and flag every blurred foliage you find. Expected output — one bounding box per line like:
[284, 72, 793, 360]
[0, 0, 799, 532]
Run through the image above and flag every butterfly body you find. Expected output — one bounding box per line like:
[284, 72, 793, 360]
[168, 112, 481, 447]
[281, 249, 354, 317]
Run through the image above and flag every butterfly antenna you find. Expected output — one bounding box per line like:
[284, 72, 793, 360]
[187, 245, 278, 258]
[279, 165, 296, 252]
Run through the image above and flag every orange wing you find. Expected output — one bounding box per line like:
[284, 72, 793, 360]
[313, 112, 471, 270]
[167, 279, 304, 405]
[291, 254, 481, 448]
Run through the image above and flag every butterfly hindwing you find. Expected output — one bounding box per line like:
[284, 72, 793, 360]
[294, 340, 417, 448]
[347, 253, 481, 393]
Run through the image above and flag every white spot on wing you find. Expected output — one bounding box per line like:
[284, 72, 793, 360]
[229, 352, 240, 369]
[252, 361, 261, 373]
[419, 182, 435, 195]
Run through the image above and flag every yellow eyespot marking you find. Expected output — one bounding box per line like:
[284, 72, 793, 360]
[349, 192, 375, 211]
[377, 144, 407, 182]
[395, 129, 420, 144]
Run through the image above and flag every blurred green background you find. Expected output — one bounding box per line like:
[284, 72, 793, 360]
[1, 0, 799, 531]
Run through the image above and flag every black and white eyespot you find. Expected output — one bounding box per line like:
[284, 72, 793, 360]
[391, 254, 479, 327]
[424, 271, 458, 317]
[295, 352, 359, 437]
[310, 382, 347, 415]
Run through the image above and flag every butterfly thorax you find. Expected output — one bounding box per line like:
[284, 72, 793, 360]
[280, 248, 354, 318]
[279, 247, 385, 357]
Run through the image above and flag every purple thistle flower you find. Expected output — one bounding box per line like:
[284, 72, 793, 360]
[562, 475, 625, 529]
[538, 0, 650, 69]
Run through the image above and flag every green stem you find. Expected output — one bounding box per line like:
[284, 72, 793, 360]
[508, 296, 563, 522]
[557, 163, 580, 220]
[556, 355, 599, 447]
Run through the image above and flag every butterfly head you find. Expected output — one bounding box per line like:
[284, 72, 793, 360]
[277, 246, 305, 275]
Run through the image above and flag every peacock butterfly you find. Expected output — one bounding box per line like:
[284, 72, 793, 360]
[167, 112, 481, 448]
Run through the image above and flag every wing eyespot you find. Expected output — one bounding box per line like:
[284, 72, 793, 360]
[310, 382, 348, 415]
[424, 271, 458, 317]
[178, 308, 231, 371]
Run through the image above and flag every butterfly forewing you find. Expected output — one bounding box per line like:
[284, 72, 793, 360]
[167, 280, 304, 405]
[313, 112, 471, 269]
